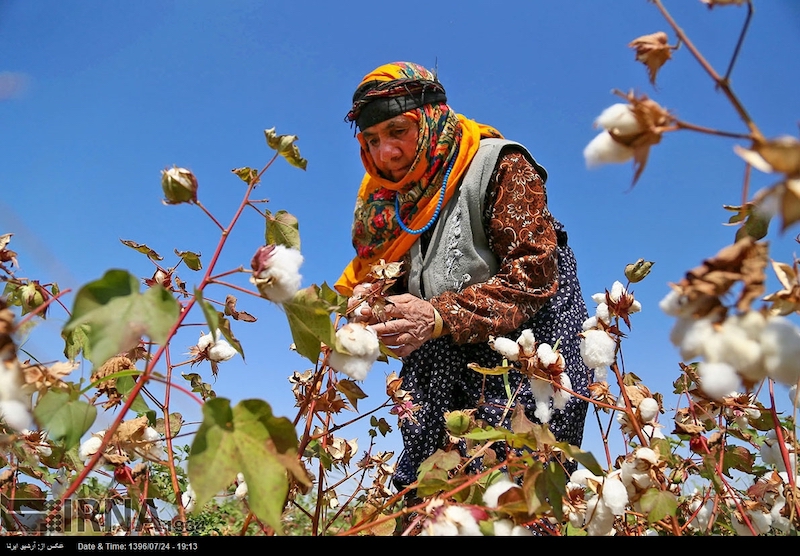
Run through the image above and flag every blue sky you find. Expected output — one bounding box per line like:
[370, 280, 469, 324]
[2, 1, 799, 470]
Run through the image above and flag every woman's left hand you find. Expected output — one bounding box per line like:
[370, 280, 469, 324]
[368, 293, 438, 357]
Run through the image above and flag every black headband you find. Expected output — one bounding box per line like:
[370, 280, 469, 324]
[345, 78, 447, 131]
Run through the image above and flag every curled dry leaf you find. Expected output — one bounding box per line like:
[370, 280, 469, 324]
[675, 236, 768, 314]
[628, 31, 673, 86]
[762, 257, 800, 315]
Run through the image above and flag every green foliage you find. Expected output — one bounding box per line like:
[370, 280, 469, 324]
[63, 269, 180, 367]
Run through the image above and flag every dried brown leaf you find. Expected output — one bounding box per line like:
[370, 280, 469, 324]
[629, 31, 673, 86]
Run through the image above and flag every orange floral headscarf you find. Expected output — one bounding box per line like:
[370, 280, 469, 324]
[334, 62, 502, 296]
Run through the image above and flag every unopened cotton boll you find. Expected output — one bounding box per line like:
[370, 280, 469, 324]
[328, 322, 380, 381]
[579, 329, 617, 368]
[760, 316, 800, 386]
[697, 361, 742, 401]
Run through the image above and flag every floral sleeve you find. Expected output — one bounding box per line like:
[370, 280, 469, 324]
[431, 148, 559, 344]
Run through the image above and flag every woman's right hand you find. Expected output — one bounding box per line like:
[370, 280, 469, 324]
[346, 282, 376, 324]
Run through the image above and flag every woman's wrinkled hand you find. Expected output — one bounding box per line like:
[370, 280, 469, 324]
[368, 293, 437, 357]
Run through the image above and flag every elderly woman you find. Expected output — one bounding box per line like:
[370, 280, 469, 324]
[334, 61, 592, 497]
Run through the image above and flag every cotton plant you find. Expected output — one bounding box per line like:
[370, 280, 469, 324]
[328, 321, 381, 381]
[249, 243, 304, 304]
[487, 329, 572, 424]
[566, 468, 630, 536]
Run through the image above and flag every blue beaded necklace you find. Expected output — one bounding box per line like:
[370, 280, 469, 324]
[394, 145, 459, 235]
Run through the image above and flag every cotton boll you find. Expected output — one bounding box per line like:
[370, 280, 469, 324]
[582, 316, 599, 331]
[686, 497, 713, 532]
[249, 244, 304, 304]
[594, 103, 643, 135]
[79, 433, 105, 461]
[492, 519, 533, 536]
[489, 336, 520, 361]
[600, 476, 629, 516]
[335, 322, 380, 358]
[0, 400, 34, 432]
[641, 424, 666, 440]
[208, 339, 237, 362]
[789, 384, 799, 408]
[580, 329, 617, 368]
[584, 496, 616, 536]
[707, 317, 766, 382]
[234, 481, 248, 500]
[638, 397, 659, 423]
[530, 379, 553, 423]
[678, 317, 717, 361]
[697, 361, 742, 401]
[483, 478, 517, 508]
[516, 329, 536, 356]
[584, 131, 635, 168]
[760, 316, 800, 386]
[328, 353, 373, 381]
[569, 468, 600, 487]
[553, 373, 572, 410]
[182, 485, 196, 513]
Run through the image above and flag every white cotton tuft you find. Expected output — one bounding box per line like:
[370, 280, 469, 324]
[0, 400, 34, 432]
[760, 316, 800, 386]
[516, 329, 537, 356]
[489, 336, 521, 361]
[584, 131, 635, 168]
[789, 384, 799, 408]
[594, 103, 642, 135]
[483, 477, 516, 508]
[677, 317, 717, 361]
[328, 322, 381, 381]
[580, 329, 617, 368]
[79, 434, 104, 461]
[553, 373, 572, 410]
[697, 361, 742, 401]
[182, 484, 196, 513]
[530, 378, 554, 423]
[197, 329, 237, 363]
[584, 496, 616, 536]
[234, 481, 248, 500]
[686, 498, 713, 532]
[600, 476, 629, 516]
[638, 397, 659, 423]
[493, 519, 533, 536]
[569, 468, 600, 487]
[536, 343, 560, 366]
[249, 245, 304, 304]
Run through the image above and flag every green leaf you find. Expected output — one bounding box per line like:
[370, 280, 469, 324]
[63, 270, 180, 368]
[638, 488, 677, 523]
[188, 398, 300, 535]
[34, 390, 97, 450]
[265, 209, 300, 251]
[115, 375, 151, 414]
[282, 286, 336, 364]
[62, 323, 90, 362]
[175, 249, 203, 271]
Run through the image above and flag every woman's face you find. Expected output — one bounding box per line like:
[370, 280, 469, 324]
[362, 115, 419, 182]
